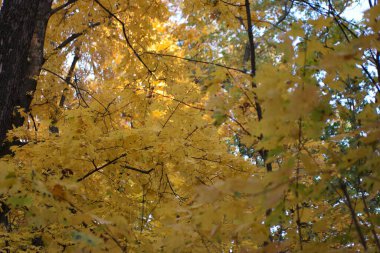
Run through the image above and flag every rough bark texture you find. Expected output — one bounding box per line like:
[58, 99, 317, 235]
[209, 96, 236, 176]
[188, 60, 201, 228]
[0, 0, 53, 148]
[0, 0, 40, 143]
[18, 0, 53, 125]
[0, 0, 54, 231]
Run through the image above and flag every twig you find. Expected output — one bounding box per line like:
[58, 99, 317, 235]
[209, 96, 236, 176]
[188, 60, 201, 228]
[340, 180, 368, 251]
[124, 86, 253, 135]
[166, 174, 185, 201]
[361, 64, 380, 93]
[220, 0, 245, 7]
[50, 0, 77, 16]
[144, 51, 248, 74]
[103, 227, 128, 252]
[185, 126, 199, 140]
[122, 164, 154, 174]
[225, 114, 251, 136]
[158, 102, 181, 136]
[356, 177, 380, 251]
[295, 118, 303, 251]
[41, 67, 105, 109]
[158, 88, 193, 136]
[59, 47, 81, 107]
[276, 0, 294, 26]
[55, 22, 100, 50]
[94, 0, 153, 74]
[140, 185, 146, 232]
[28, 112, 38, 133]
[77, 153, 127, 182]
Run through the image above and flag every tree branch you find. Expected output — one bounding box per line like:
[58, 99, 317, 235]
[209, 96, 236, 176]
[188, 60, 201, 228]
[225, 114, 251, 136]
[77, 153, 127, 182]
[340, 180, 368, 251]
[166, 174, 185, 201]
[245, 0, 272, 171]
[358, 183, 380, 251]
[158, 101, 181, 137]
[122, 164, 154, 174]
[77, 153, 154, 182]
[93, 0, 153, 74]
[245, 0, 257, 78]
[295, 118, 303, 251]
[144, 51, 249, 74]
[41, 67, 108, 109]
[275, 0, 294, 26]
[50, 0, 77, 16]
[59, 47, 81, 107]
[220, 0, 245, 7]
[361, 64, 380, 93]
[55, 22, 100, 50]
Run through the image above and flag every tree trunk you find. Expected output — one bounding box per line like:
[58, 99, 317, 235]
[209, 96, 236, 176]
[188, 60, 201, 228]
[17, 0, 53, 126]
[0, 0, 52, 148]
[0, 0, 54, 232]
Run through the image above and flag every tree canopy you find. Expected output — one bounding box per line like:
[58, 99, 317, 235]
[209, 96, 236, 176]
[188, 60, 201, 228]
[0, 0, 379, 252]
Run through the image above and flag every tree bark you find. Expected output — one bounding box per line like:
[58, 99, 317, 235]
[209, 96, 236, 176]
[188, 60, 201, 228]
[18, 0, 53, 124]
[0, 0, 53, 149]
[0, 0, 54, 232]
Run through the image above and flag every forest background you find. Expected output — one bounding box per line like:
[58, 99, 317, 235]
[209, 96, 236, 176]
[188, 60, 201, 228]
[0, 0, 379, 252]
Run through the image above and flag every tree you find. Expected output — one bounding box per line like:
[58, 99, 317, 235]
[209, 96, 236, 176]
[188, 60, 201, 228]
[0, 0, 379, 252]
[0, 0, 42, 143]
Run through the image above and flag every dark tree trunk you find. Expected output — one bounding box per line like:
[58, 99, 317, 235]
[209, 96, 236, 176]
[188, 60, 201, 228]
[0, 0, 53, 149]
[0, 0, 53, 232]
[17, 0, 53, 126]
[0, 0, 40, 143]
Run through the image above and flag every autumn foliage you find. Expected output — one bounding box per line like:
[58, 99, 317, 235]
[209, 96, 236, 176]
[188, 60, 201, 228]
[0, 0, 379, 252]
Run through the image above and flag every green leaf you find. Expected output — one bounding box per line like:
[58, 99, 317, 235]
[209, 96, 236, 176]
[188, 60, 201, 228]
[7, 195, 33, 207]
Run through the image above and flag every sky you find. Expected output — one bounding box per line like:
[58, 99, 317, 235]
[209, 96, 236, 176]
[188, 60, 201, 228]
[343, 0, 370, 20]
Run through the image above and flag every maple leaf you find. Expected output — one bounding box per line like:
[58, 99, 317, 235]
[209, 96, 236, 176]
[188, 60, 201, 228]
[0, 0, 379, 252]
